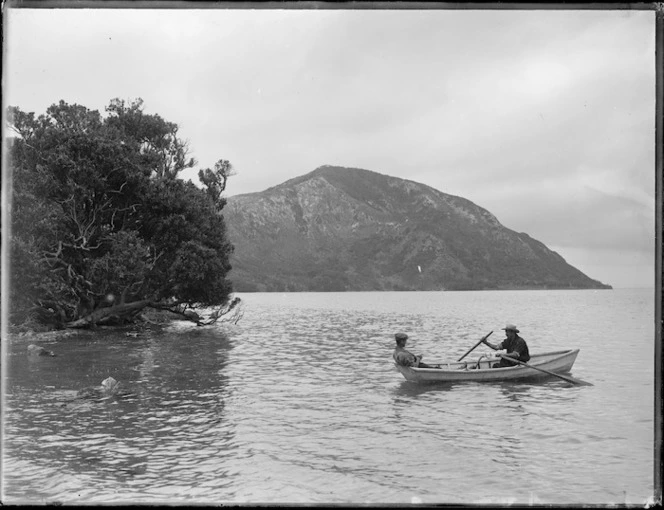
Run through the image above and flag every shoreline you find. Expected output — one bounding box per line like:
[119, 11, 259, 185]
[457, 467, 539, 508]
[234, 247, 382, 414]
[7, 308, 177, 341]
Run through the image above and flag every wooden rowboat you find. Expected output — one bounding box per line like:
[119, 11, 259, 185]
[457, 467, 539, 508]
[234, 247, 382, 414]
[394, 349, 580, 384]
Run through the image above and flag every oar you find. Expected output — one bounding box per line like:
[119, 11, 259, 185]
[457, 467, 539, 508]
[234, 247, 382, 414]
[498, 354, 593, 386]
[457, 331, 493, 362]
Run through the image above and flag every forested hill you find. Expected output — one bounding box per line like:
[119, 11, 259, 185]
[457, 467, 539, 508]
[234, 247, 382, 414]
[224, 165, 612, 292]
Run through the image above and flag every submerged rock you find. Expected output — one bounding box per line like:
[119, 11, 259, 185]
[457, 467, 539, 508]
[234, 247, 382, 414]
[27, 344, 56, 357]
[77, 376, 122, 400]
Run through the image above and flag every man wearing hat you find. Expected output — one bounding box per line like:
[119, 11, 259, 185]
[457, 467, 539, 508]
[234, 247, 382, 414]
[482, 324, 530, 368]
[393, 333, 440, 369]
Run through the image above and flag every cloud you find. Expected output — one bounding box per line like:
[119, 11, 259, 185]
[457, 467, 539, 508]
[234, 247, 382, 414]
[4, 7, 656, 288]
[550, 245, 653, 288]
[504, 182, 653, 249]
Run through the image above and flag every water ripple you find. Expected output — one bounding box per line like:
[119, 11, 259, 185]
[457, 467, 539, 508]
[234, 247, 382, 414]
[3, 290, 655, 505]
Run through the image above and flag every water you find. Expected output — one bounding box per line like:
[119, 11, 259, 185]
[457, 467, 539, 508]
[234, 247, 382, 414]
[2, 289, 656, 505]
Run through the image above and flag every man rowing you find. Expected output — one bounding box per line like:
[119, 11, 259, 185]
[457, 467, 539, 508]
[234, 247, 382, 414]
[393, 332, 440, 369]
[482, 323, 530, 368]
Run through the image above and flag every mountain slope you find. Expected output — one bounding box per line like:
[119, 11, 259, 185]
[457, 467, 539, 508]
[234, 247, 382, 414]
[224, 165, 611, 291]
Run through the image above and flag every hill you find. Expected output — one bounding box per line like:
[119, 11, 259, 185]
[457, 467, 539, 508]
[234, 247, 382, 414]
[223, 165, 612, 292]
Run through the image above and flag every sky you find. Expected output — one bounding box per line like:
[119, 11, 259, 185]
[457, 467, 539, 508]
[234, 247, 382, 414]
[3, 5, 657, 288]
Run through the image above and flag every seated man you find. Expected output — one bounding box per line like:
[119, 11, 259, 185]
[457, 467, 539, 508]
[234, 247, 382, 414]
[393, 332, 440, 369]
[483, 324, 530, 368]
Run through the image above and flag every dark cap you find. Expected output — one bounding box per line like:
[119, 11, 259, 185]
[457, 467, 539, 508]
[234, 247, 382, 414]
[395, 332, 408, 341]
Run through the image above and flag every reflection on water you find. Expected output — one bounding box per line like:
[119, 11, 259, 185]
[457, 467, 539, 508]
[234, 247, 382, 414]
[392, 380, 459, 398]
[2, 289, 655, 505]
[4, 325, 238, 503]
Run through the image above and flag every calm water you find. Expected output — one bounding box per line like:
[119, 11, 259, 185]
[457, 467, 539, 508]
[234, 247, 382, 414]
[2, 289, 656, 505]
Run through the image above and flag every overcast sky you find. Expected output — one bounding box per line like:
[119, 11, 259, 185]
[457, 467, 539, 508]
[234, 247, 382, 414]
[3, 5, 656, 288]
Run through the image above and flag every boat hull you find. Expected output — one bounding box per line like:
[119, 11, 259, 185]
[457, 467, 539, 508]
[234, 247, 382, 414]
[395, 349, 580, 384]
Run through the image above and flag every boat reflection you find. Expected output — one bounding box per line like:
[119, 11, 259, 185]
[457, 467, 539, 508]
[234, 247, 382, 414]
[392, 380, 461, 399]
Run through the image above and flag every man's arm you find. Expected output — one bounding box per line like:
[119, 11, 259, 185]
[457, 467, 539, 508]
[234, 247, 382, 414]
[395, 351, 420, 367]
[508, 338, 529, 360]
[483, 338, 503, 351]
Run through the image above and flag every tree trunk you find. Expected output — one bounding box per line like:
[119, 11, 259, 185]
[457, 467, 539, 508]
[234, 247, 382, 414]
[66, 299, 153, 328]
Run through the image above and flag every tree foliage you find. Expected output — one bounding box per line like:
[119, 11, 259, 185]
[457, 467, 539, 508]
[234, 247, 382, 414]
[198, 159, 234, 210]
[7, 98, 238, 328]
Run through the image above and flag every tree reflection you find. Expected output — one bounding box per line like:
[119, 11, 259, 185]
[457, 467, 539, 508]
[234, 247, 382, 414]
[4, 325, 240, 503]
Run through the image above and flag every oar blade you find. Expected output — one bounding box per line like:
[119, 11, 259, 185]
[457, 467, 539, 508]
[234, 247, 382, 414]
[558, 374, 594, 386]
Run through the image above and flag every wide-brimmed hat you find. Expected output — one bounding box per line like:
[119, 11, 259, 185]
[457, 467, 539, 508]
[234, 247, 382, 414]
[395, 332, 408, 341]
[502, 324, 519, 333]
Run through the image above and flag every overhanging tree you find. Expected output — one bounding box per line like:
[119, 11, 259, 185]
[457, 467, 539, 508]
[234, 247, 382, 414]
[7, 98, 239, 328]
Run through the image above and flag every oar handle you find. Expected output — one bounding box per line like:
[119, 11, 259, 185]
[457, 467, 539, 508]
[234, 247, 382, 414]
[457, 331, 493, 362]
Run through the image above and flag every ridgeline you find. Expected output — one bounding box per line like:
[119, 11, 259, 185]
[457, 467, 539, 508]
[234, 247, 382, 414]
[224, 166, 611, 292]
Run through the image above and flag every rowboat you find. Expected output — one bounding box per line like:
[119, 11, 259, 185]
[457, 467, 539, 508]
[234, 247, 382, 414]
[394, 349, 580, 384]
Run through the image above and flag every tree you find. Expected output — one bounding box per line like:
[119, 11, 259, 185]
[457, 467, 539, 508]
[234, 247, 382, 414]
[198, 159, 235, 210]
[104, 98, 199, 181]
[7, 99, 239, 329]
